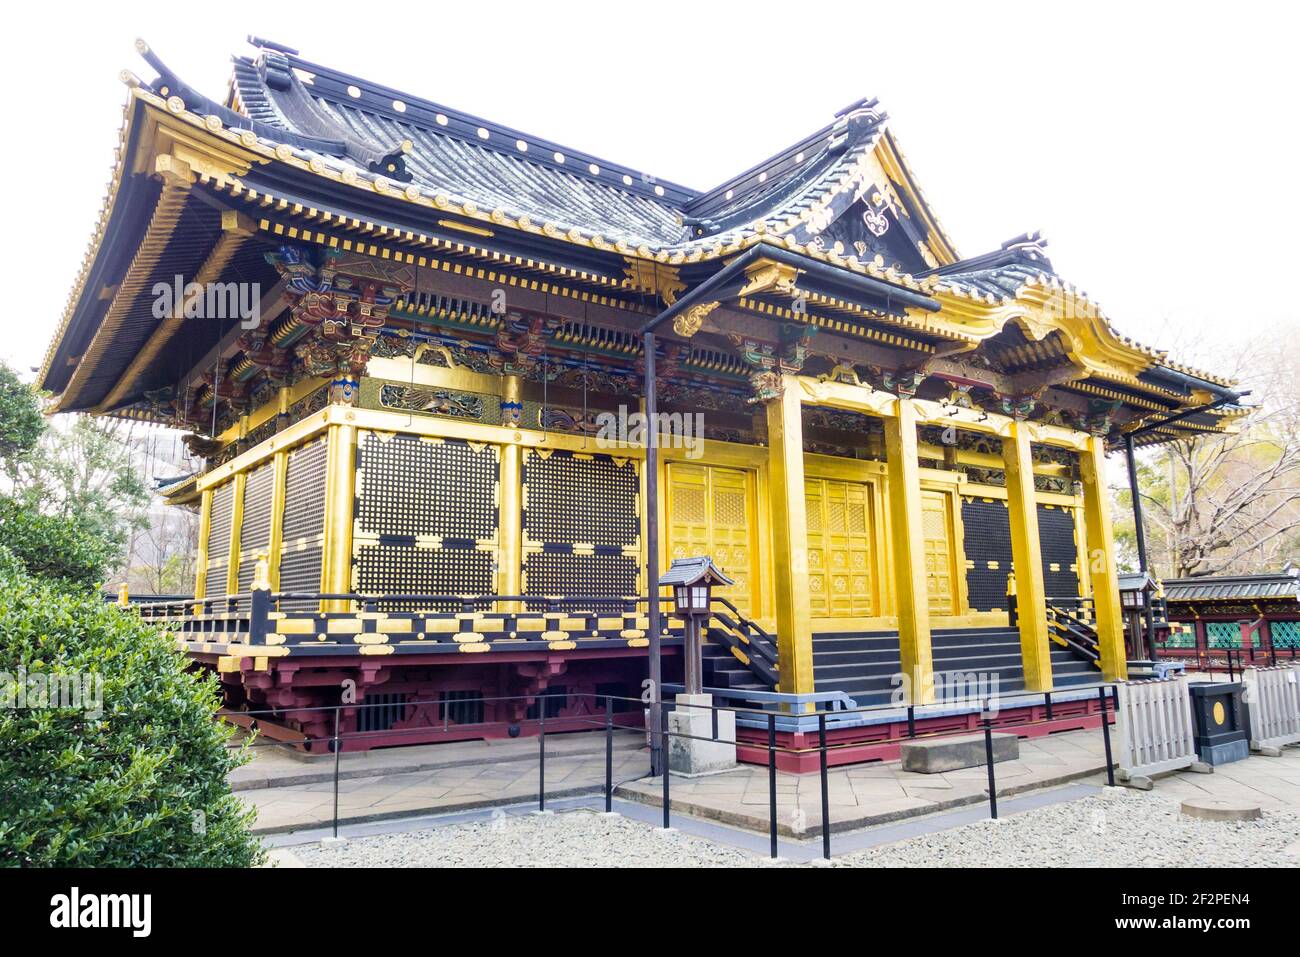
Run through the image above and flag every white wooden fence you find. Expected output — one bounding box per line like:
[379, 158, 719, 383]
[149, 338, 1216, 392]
[1114, 675, 1196, 780]
[1242, 665, 1300, 751]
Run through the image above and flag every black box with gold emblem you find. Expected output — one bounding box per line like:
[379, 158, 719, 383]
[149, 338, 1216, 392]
[1187, 682, 1250, 765]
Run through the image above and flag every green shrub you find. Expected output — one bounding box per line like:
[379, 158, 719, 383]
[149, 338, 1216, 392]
[0, 496, 118, 590]
[0, 568, 265, 867]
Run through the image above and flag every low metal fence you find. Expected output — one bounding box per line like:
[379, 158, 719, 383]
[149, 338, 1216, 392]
[222, 683, 1121, 861]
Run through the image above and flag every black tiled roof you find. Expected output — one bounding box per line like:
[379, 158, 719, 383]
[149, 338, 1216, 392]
[1163, 572, 1300, 603]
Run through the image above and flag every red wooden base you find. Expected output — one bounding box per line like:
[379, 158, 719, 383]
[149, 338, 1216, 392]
[735, 695, 1109, 773]
[195, 648, 672, 752]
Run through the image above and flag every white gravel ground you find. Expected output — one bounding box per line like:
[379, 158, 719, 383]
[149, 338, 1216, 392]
[291, 789, 1300, 868]
[293, 810, 775, 868]
[834, 789, 1300, 868]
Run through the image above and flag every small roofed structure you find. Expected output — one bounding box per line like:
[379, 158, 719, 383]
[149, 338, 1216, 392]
[1159, 570, 1300, 663]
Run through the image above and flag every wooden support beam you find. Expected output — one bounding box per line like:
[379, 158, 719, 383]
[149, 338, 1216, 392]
[884, 398, 935, 704]
[765, 377, 815, 696]
[1080, 436, 1128, 680]
[1003, 421, 1054, 691]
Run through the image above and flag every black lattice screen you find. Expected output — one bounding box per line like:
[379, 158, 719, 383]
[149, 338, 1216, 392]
[236, 462, 275, 595]
[205, 481, 235, 595]
[353, 432, 498, 604]
[961, 497, 1013, 612]
[522, 450, 639, 601]
[1037, 504, 1081, 599]
[278, 438, 327, 602]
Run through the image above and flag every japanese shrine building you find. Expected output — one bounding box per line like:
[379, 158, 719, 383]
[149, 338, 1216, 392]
[38, 38, 1244, 748]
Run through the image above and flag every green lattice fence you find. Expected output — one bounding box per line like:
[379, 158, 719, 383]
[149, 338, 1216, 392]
[1207, 621, 1243, 649]
[1271, 620, 1300, 650]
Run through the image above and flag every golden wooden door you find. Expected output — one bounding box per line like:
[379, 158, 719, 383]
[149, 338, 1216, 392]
[667, 464, 756, 615]
[921, 490, 957, 616]
[805, 479, 876, 618]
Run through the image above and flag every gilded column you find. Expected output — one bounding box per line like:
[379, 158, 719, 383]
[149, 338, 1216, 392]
[194, 488, 213, 602]
[1002, 422, 1054, 691]
[498, 376, 524, 606]
[884, 398, 935, 704]
[225, 472, 248, 596]
[1080, 435, 1128, 680]
[267, 450, 289, 590]
[322, 422, 358, 612]
[764, 376, 815, 695]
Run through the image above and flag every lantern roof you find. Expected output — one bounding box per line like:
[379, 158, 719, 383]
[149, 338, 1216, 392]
[659, 556, 734, 588]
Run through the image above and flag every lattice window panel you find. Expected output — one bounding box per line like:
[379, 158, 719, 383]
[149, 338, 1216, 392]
[523, 451, 639, 548]
[1207, 621, 1243, 649]
[961, 497, 1013, 612]
[356, 432, 498, 540]
[354, 543, 494, 610]
[236, 462, 275, 594]
[522, 551, 638, 601]
[205, 481, 235, 594]
[1270, 621, 1300, 649]
[1037, 504, 1081, 599]
[277, 438, 327, 601]
[1163, 625, 1198, 649]
[521, 450, 639, 602]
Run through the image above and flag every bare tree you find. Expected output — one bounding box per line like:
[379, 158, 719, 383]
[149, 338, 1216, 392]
[1119, 324, 1300, 578]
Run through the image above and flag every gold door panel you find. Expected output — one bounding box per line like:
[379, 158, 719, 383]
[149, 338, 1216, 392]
[921, 490, 958, 616]
[806, 478, 877, 618]
[667, 464, 757, 616]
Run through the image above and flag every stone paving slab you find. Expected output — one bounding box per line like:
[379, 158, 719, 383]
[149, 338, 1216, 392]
[1110, 744, 1300, 810]
[616, 728, 1110, 837]
[229, 728, 645, 791]
[243, 748, 651, 834]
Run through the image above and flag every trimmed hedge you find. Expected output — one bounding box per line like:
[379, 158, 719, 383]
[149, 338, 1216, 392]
[0, 497, 118, 590]
[0, 566, 265, 867]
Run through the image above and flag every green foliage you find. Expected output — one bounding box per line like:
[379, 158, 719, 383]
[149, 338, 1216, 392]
[0, 362, 44, 468]
[0, 567, 265, 867]
[10, 416, 150, 566]
[0, 497, 118, 589]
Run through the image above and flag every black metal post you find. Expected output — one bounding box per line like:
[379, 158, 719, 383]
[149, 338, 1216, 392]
[711, 705, 718, 742]
[332, 706, 341, 839]
[767, 712, 778, 859]
[604, 697, 613, 813]
[1044, 691, 1054, 721]
[249, 585, 271, 645]
[644, 330, 663, 777]
[1125, 435, 1154, 659]
[818, 713, 831, 861]
[660, 705, 670, 829]
[1098, 685, 1115, 787]
[538, 710, 546, 812]
[983, 717, 998, 819]
[907, 705, 916, 739]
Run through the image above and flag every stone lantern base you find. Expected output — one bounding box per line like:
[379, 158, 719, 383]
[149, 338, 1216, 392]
[667, 693, 737, 775]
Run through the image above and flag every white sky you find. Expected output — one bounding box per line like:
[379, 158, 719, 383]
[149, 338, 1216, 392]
[4, 0, 1296, 380]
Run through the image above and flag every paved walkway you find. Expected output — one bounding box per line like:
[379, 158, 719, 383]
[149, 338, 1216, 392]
[618, 729, 1109, 836]
[1120, 744, 1300, 810]
[243, 744, 649, 833]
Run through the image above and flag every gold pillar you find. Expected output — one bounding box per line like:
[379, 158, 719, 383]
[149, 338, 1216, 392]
[765, 378, 815, 695]
[194, 488, 212, 601]
[225, 472, 248, 596]
[1002, 421, 1054, 691]
[883, 399, 934, 704]
[1080, 435, 1128, 680]
[499, 376, 524, 606]
[267, 450, 289, 590]
[322, 423, 358, 612]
